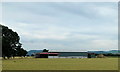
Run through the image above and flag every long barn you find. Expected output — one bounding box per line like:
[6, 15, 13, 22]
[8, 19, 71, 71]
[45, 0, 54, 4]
[35, 52, 95, 58]
[50, 52, 88, 58]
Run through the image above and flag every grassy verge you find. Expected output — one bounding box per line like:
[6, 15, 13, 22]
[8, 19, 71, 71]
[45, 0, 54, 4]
[2, 58, 118, 70]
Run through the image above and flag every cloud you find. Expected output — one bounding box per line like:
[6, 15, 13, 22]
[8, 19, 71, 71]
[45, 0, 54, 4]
[51, 2, 117, 20]
[2, 2, 118, 51]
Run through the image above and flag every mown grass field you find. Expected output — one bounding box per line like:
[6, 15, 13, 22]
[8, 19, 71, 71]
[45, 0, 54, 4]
[2, 58, 119, 70]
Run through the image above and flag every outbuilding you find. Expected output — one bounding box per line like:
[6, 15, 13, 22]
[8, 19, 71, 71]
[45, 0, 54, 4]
[35, 52, 96, 58]
[35, 52, 59, 58]
[50, 52, 88, 58]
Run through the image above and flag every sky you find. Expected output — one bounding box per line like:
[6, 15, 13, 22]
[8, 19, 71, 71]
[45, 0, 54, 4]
[1, 2, 118, 52]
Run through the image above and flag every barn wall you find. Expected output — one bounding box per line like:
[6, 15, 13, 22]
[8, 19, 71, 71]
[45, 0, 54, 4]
[58, 52, 88, 57]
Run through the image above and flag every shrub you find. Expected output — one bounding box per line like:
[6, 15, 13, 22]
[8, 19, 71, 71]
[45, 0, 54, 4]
[97, 54, 105, 58]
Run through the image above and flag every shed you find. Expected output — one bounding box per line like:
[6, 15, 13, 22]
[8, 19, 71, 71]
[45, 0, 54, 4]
[88, 53, 96, 58]
[35, 52, 59, 58]
[49, 52, 88, 58]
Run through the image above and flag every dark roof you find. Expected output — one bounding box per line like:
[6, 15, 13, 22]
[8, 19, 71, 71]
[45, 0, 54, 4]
[36, 53, 59, 55]
[49, 52, 87, 53]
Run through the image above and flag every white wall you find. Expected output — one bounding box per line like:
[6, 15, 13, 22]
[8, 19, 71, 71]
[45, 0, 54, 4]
[48, 56, 87, 58]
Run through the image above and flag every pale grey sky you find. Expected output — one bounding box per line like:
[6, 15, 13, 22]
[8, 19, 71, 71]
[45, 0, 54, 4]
[1, 2, 118, 51]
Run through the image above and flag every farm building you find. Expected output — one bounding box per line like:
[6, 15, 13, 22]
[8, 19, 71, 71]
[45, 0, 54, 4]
[50, 52, 88, 58]
[35, 52, 96, 58]
[35, 52, 59, 58]
[88, 53, 96, 58]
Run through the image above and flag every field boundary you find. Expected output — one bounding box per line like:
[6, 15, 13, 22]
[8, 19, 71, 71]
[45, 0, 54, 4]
[1, 70, 119, 72]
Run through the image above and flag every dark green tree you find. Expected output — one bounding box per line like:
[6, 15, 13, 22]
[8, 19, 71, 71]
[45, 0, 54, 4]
[43, 49, 49, 52]
[16, 47, 27, 57]
[1, 24, 27, 59]
[31, 54, 35, 56]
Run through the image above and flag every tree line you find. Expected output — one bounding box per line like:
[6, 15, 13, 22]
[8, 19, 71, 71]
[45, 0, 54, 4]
[1, 24, 27, 59]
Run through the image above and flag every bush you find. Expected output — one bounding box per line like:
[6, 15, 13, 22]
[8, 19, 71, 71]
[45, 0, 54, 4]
[97, 54, 105, 58]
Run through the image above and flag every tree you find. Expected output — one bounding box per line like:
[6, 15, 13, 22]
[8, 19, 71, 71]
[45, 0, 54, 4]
[1, 24, 27, 59]
[16, 47, 27, 57]
[43, 49, 49, 52]
[31, 54, 35, 56]
[97, 54, 105, 58]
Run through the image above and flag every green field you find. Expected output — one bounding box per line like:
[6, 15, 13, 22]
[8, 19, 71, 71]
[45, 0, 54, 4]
[2, 58, 118, 70]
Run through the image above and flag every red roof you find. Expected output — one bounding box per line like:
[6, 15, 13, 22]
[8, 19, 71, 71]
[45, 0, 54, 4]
[37, 53, 59, 55]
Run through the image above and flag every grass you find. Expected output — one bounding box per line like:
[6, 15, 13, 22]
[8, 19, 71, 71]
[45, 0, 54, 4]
[2, 58, 118, 70]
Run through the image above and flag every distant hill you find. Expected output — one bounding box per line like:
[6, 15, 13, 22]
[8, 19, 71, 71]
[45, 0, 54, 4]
[107, 50, 120, 54]
[88, 51, 109, 54]
[26, 50, 43, 56]
[26, 50, 120, 56]
[88, 50, 120, 54]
